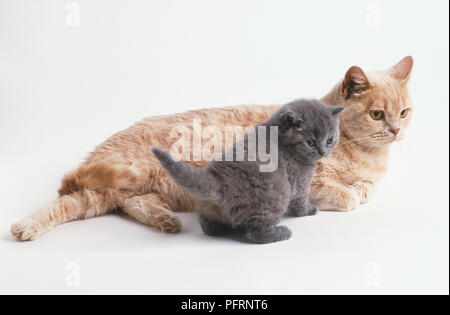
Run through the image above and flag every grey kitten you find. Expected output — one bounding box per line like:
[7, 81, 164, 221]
[152, 99, 344, 244]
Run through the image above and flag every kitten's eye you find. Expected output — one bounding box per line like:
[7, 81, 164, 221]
[400, 109, 409, 119]
[306, 139, 316, 147]
[327, 137, 334, 145]
[370, 110, 384, 120]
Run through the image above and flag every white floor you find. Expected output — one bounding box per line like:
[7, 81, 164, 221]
[0, 0, 448, 295]
[0, 137, 448, 294]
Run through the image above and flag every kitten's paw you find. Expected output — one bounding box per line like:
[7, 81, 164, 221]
[273, 226, 292, 242]
[200, 216, 236, 236]
[297, 202, 319, 217]
[155, 213, 182, 233]
[247, 226, 292, 244]
[11, 220, 43, 241]
[289, 200, 318, 217]
[305, 203, 319, 216]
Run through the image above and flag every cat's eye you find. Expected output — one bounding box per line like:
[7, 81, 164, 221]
[327, 137, 334, 145]
[400, 109, 409, 119]
[370, 110, 384, 120]
[306, 139, 316, 147]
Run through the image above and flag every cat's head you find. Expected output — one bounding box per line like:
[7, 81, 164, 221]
[276, 99, 344, 163]
[333, 56, 414, 149]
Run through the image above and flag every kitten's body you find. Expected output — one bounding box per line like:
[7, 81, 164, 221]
[152, 100, 343, 244]
[11, 57, 413, 241]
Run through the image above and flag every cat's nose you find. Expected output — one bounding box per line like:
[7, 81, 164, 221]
[389, 128, 400, 136]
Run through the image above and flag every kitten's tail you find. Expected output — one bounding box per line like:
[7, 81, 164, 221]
[152, 147, 222, 201]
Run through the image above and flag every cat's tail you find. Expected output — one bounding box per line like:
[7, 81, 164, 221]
[152, 147, 222, 201]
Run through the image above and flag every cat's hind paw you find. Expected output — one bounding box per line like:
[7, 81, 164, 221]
[11, 220, 43, 241]
[155, 213, 182, 233]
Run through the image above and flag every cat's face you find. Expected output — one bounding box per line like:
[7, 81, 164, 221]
[279, 100, 344, 163]
[337, 56, 414, 149]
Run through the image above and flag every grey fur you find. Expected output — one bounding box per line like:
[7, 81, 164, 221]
[152, 99, 344, 244]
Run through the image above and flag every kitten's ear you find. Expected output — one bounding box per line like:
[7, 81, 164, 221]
[341, 66, 370, 99]
[330, 106, 345, 116]
[280, 110, 304, 130]
[390, 56, 413, 81]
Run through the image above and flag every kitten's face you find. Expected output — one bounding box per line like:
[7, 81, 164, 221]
[296, 119, 341, 162]
[279, 100, 343, 163]
[337, 56, 414, 149]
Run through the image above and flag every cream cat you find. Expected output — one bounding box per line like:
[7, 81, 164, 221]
[11, 57, 413, 241]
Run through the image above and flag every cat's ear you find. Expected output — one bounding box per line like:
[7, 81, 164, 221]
[390, 56, 413, 81]
[280, 110, 304, 130]
[341, 66, 370, 99]
[330, 106, 345, 116]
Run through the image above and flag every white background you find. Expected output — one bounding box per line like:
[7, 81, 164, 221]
[0, 0, 448, 294]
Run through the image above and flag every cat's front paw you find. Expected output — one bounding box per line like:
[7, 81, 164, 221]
[338, 187, 361, 212]
[11, 220, 43, 241]
[311, 180, 362, 212]
[351, 181, 374, 204]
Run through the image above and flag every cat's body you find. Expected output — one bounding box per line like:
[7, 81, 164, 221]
[11, 57, 414, 241]
[152, 100, 343, 243]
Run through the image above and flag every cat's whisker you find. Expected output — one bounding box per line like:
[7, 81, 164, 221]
[341, 131, 393, 148]
[340, 136, 374, 145]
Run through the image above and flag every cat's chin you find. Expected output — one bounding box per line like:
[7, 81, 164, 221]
[380, 139, 396, 146]
[394, 134, 406, 142]
[388, 135, 406, 144]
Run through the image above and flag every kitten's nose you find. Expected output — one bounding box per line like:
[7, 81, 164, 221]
[389, 128, 400, 136]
